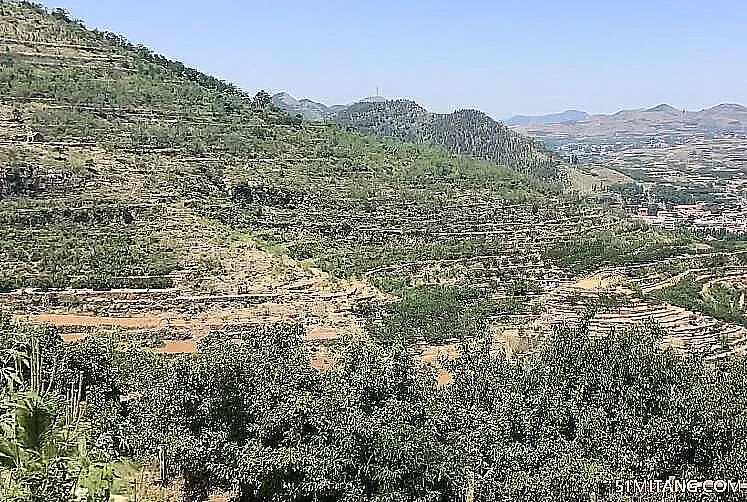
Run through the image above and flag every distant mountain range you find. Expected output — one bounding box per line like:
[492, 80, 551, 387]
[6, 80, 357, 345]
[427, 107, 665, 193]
[275, 93, 747, 138]
[506, 110, 590, 126]
[271, 92, 387, 121]
[272, 92, 747, 183]
[510, 103, 747, 145]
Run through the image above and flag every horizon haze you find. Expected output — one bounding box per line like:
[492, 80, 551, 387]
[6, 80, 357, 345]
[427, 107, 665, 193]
[273, 90, 747, 123]
[43, 0, 747, 118]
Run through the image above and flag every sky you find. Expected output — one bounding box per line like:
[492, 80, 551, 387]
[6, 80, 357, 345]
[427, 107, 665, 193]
[48, 0, 747, 118]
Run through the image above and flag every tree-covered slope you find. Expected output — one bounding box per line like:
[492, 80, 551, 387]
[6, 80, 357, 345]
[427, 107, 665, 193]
[0, 0, 696, 348]
[336, 100, 568, 182]
[0, 2, 556, 291]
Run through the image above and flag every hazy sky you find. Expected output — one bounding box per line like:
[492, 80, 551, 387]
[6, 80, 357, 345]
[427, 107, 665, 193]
[51, 0, 746, 118]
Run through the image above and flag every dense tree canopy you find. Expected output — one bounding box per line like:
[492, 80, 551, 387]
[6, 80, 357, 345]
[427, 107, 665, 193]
[2, 316, 746, 501]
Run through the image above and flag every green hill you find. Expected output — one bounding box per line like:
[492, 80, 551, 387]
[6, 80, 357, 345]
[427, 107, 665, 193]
[335, 100, 568, 182]
[0, 0, 697, 347]
[272, 95, 570, 183]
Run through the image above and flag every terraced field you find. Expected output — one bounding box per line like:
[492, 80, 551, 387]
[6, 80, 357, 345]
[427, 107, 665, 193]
[2, 1, 746, 367]
[536, 269, 747, 359]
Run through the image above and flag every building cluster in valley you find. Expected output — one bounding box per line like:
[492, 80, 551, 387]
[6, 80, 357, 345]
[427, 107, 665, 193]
[632, 202, 747, 235]
[512, 105, 747, 239]
[544, 133, 747, 238]
[577, 155, 747, 236]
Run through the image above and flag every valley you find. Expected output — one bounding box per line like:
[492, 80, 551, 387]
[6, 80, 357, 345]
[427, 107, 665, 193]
[1, 2, 747, 501]
[512, 103, 747, 235]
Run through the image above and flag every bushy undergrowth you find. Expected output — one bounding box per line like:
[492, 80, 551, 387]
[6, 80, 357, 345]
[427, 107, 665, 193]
[650, 278, 746, 327]
[541, 222, 693, 274]
[0, 223, 176, 292]
[362, 284, 511, 344]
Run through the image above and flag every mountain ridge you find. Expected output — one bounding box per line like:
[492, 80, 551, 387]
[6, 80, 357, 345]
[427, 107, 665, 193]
[512, 102, 747, 143]
[335, 99, 569, 182]
[506, 110, 590, 126]
[270, 92, 384, 121]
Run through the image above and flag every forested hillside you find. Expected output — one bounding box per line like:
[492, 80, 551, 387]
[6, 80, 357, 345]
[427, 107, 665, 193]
[0, 0, 687, 340]
[336, 100, 568, 182]
[1, 2, 746, 501]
